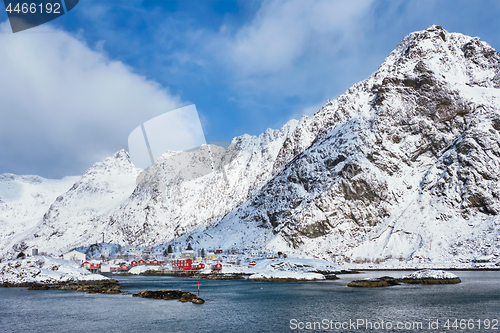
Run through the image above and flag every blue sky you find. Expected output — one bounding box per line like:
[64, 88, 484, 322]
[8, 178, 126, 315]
[1, 0, 499, 178]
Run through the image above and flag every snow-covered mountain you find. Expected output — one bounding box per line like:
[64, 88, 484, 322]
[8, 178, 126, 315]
[1, 25, 499, 268]
[0, 151, 141, 259]
[0, 174, 79, 257]
[0, 121, 299, 259]
[175, 25, 500, 267]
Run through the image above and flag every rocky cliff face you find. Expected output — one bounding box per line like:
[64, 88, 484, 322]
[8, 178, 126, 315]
[177, 26, 500, 266]
[2, 26, 499, 267]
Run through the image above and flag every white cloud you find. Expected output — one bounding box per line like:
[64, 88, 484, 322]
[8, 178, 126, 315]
[0, 21, 184, 178]
[229, 0, 374, 75]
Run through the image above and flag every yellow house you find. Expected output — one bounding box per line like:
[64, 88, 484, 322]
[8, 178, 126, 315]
[205, 253, 218, 260]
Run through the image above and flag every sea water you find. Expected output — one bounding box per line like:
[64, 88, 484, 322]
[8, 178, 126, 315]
[1, 271, 499, 332]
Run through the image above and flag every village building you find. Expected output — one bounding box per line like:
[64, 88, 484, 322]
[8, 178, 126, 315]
[173, 258, 194, 271]
[204, 252, 218, 260]
[181, 250, 194, 259]
[63, 250, 86, 263]
[81, 261, 100, 274]
[227, 255, 239, 264]
[211, 263, 222, 271]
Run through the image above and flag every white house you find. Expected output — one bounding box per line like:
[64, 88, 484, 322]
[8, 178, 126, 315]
[63, 250, 86, 263]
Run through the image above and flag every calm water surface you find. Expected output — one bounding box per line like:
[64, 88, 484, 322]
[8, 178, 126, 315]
[1, 271, 499, 332]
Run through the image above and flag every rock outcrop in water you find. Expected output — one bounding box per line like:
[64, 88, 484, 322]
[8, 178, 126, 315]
[132, 290, 204, 303]
[348, 276, 400, 288]
[348, 269, 461, 287]
[398, 269, 461, 284]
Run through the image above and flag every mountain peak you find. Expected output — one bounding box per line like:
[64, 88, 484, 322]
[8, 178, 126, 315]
[426, 24, 445, 31]
[113, 149, 131, 162]
[375, 25, 499, 91]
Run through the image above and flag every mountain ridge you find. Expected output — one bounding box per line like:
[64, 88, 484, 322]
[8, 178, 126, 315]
[1, 25, 499, 268]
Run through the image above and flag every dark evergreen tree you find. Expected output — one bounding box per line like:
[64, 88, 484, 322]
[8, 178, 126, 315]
[187, 243, 193, 251]
[201, 248, 205, 258]
[167, 244, 173, 253]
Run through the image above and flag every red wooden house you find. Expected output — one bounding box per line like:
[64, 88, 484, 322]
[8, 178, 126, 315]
[191, 263, 205, 270]
[173, 258, 193, 271]
[211, 263, 222, 271]
[81, 261, 100, 273]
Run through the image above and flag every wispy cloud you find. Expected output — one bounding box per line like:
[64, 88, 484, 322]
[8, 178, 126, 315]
[227, 0, 374, 76]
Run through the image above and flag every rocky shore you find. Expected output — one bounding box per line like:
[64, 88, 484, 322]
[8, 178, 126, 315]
[26, 279, 123, 293]
[3, 279, 206, 304]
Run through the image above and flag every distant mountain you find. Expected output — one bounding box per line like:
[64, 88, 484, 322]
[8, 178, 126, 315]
[1, 25, 499, 268]
[0, 174, 79, 257]
[0, 121, 299, 259]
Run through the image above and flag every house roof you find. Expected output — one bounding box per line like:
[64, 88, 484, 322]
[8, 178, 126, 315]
[65, 250, 85, 255]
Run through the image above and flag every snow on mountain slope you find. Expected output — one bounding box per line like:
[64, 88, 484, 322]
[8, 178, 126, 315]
[0, 174, 79, 257]
[175, 26, 500, 267]
[88, 120, 299, 247]
[1, 121, 299, 259]
[0, 174, 79, 225]
[0, 151, 141, 259]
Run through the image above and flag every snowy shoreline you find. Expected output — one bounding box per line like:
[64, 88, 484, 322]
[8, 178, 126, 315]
[345, 267, 500, 271]
[0, 256, 108, 286]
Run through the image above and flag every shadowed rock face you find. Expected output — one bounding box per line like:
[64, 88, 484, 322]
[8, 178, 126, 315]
[245, 25, 500, 235]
